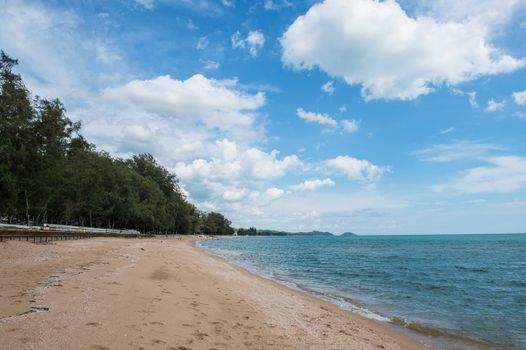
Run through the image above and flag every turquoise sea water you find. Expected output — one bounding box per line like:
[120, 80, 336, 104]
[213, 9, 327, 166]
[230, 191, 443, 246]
[198, 234, 526, 349]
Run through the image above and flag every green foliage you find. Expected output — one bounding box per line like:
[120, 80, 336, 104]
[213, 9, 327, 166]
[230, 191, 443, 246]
[237, 227, 257, 236]
[201, 212, 234, 236]
[0, 51, 233, 235]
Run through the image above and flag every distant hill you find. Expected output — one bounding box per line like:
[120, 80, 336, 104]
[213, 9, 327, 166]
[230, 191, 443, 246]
[290, 230, 333, 236]
[236, 229, 334, 236]
[339, 232, 357, 237]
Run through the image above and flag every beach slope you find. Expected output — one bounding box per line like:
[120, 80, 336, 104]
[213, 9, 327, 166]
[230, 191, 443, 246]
[0, 237, 425, 350]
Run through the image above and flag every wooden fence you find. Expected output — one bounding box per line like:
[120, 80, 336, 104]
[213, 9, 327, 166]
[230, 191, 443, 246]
[0, 229, 139, 243]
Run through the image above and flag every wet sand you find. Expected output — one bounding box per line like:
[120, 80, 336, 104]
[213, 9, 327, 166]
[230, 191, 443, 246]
[0, 236, 427, 350]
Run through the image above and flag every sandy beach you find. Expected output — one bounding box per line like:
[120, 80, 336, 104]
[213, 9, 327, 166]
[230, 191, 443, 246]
[0, 236, 427, 350]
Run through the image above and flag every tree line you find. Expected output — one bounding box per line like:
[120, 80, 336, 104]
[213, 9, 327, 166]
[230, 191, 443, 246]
[0, 52, 233, 235]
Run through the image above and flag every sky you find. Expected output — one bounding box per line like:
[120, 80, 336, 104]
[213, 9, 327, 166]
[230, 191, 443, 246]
[1, 0, 526, 234]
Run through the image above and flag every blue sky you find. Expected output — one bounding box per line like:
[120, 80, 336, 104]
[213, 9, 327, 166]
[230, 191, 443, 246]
[1, 0, 526, 234]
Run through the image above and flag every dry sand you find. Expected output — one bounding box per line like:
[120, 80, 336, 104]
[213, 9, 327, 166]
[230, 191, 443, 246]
[0, 236, 428, 350]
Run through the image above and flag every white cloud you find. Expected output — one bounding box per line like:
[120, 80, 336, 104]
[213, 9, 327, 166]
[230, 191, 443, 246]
[414, 140, 506, 162]
[246, 30, 265, 57]
[222, 0, 235, 7]
[297, 108, 337, 128]
[281, 0, 525, 101]
[453, 88, 478, 108]
[88, 40, 121, 64]
[200, 59, 220, 70]
[264, 0, 291, 11]
[485, 98, 506, 112]
[231, 30, 265, 57]
[196, 36, 209, 50]
[436, 156, 526, 194]
[0, 1, 90, 100]
[297, 109, 359, 134]
[512, 91, 526, 105]
[340, 119, 359, 134]
[231, 31, 244, 49]
[103, 74, 265, 133]
[321, 81, 334, 94]
[467, 91, 478, 108]
[411, 0, 521, 25]
[324, 156, 389, 182]
[265, 187, 284, 200]
[290, 178, 335, 191]
[172, 140, 300, 215]
[136, 0, 155, 10]
[70, 73, 270, 170]
[187, 19, 198, 30]
[439, 127, 455, 135]
[175, 142, 301, 183]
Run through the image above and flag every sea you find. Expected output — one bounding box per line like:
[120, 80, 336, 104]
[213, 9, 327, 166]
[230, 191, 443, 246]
[197, 234, 526, 349]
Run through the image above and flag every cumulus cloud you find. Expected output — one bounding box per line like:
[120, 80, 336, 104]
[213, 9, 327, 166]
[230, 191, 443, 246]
[281, 0, 525, 101]
[173, 140, 300, 215]
[70, 73, 271, 171]
[512, 91, 526, 105]
[175, 141, 302, 183]
[485, 99, 506, 112]
[103, 74, 264, 132]
[290, 178, 335, 191]
[232, 30, 265, 57]
[435, 156, 526, 194]
[414, 140, 506, 162]
[324, 156, 389, 182]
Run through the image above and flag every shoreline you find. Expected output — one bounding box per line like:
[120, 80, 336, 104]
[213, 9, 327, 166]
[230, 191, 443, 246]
[196, 236, 493, 350]
[192, 238, 431, 348]
[0, 236, 442, 349]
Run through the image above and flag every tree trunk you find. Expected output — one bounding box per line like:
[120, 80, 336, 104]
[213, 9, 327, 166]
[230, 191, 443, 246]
[24, 190, 30, 226]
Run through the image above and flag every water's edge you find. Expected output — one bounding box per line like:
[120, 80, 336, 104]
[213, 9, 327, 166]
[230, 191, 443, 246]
[194, 238, 493, 350]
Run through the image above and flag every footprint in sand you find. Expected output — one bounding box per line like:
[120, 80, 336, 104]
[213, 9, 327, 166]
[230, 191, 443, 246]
[149, 321, 164, 325]
[192, 331, 209, 341]
[86, 322, 100, 326]
[18, 337, 33, 344]
[88, 345, 110, 350]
